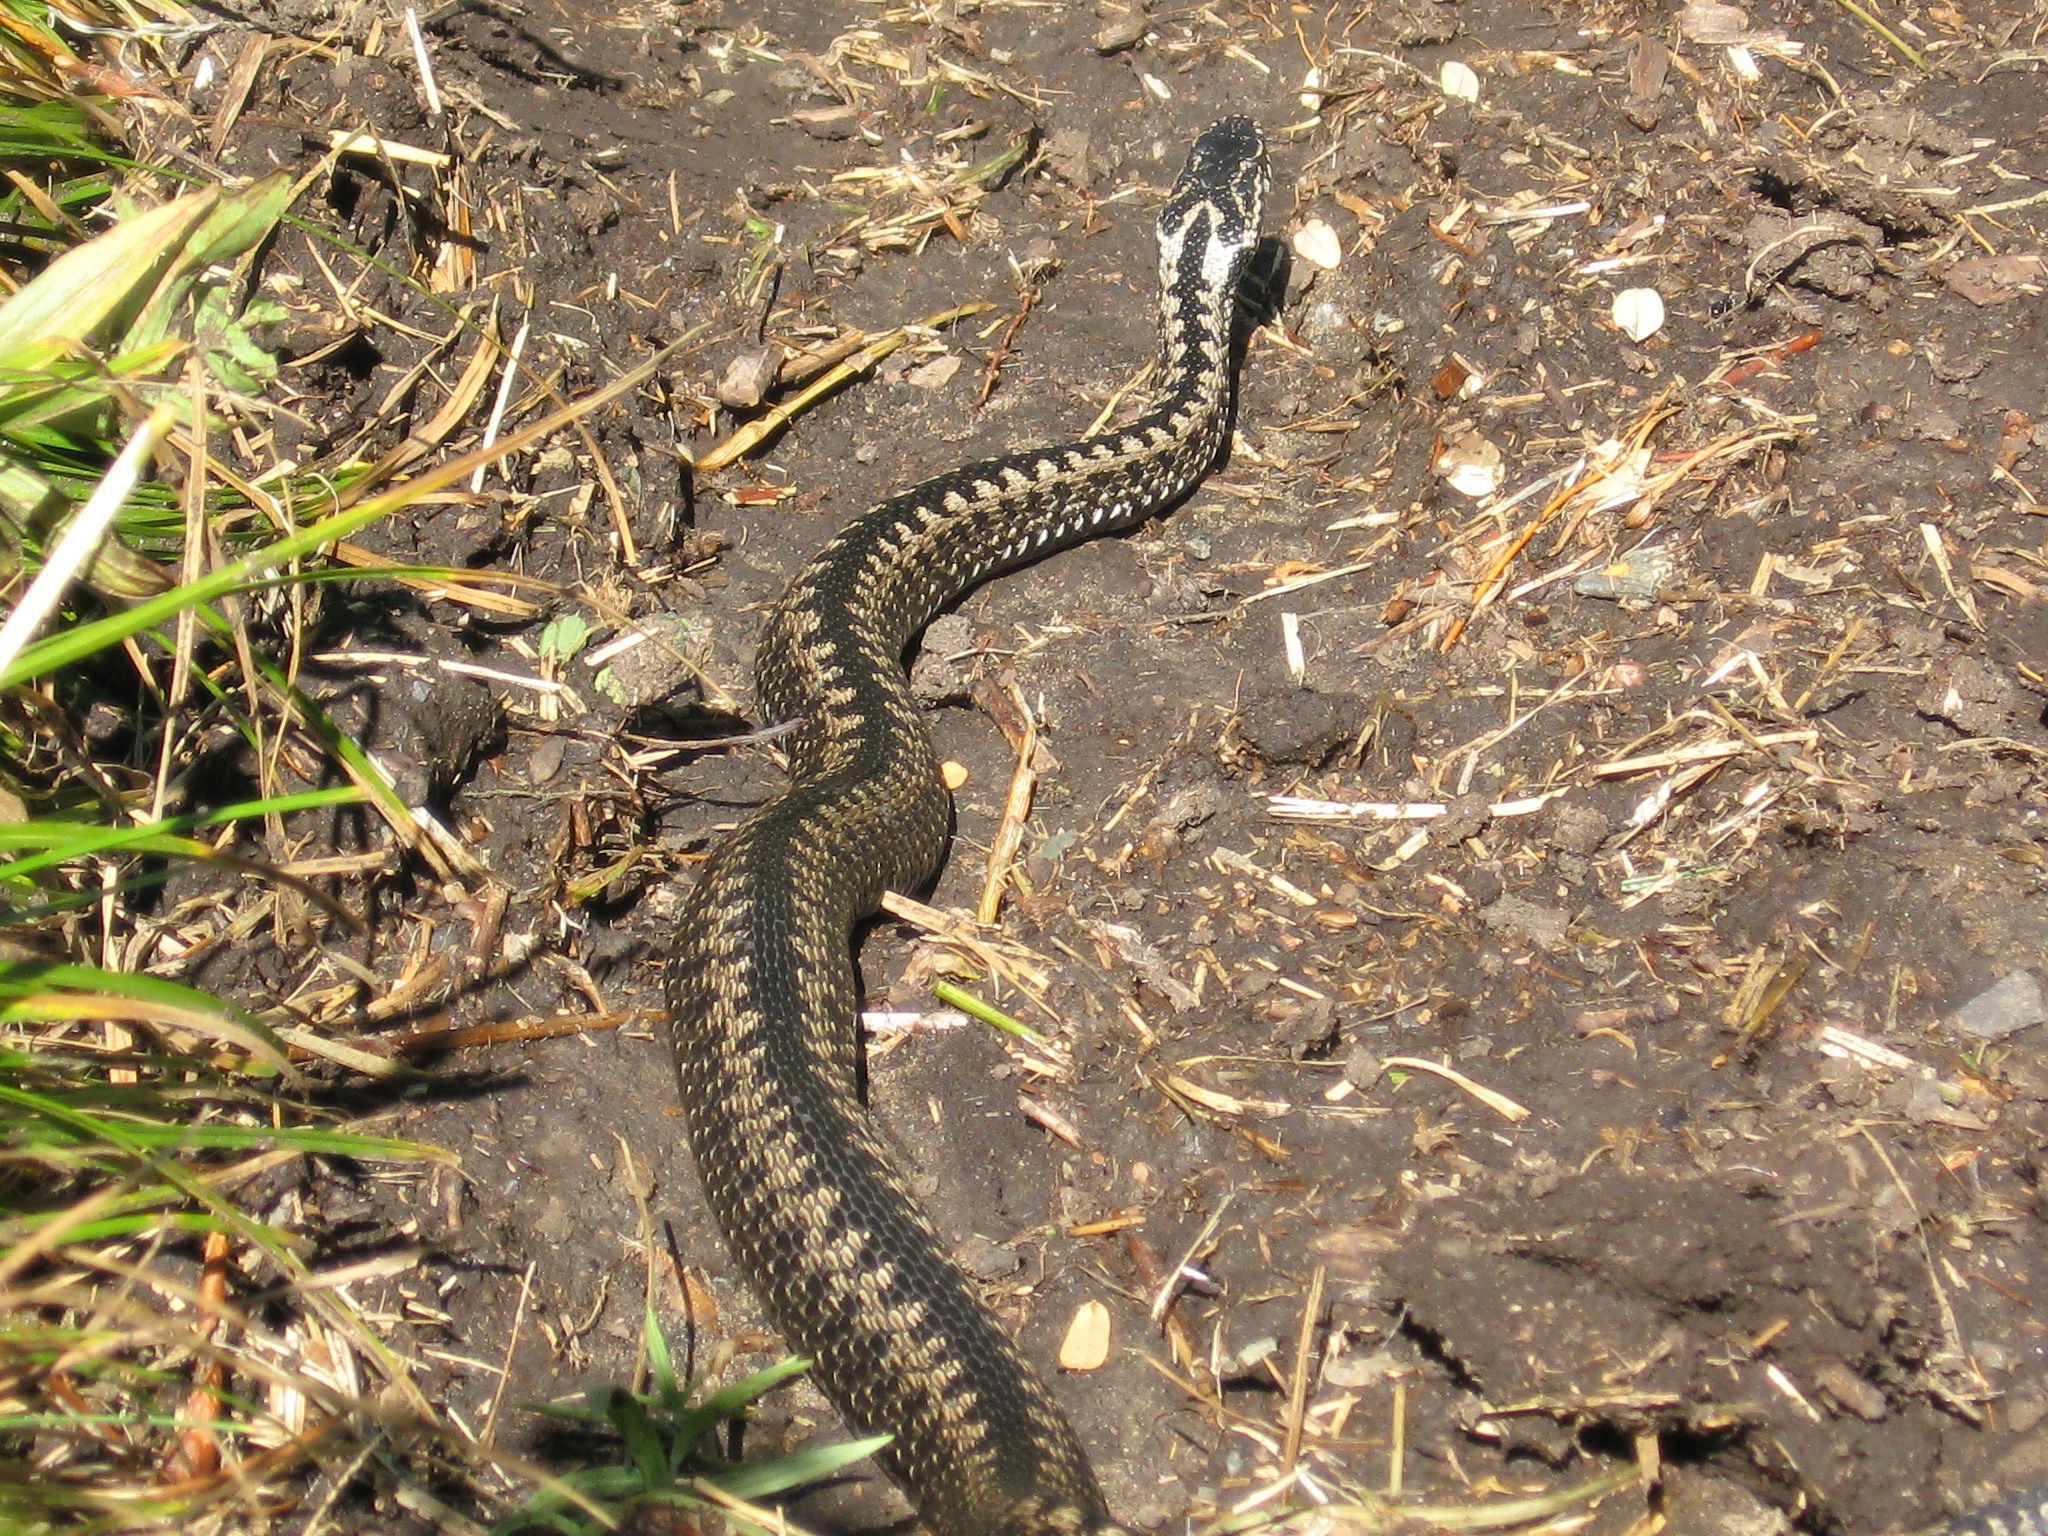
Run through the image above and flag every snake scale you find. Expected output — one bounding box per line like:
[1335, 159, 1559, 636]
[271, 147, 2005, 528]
[662, 116, 2045, 1536]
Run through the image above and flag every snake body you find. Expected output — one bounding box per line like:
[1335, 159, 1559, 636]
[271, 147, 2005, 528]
[662, 114, 2043, 1536]
[666, 118, 1269, 1536]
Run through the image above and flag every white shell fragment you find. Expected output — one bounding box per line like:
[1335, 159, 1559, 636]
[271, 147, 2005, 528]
[1438, 60, 1481, 103]
[1058, 1300, 1112, 1371]
[1292, 218, 1343, 271]
[1299, 66, 1324, 109]
[1612, 287, 1666, 342]
[1432, 429, 1503, 498]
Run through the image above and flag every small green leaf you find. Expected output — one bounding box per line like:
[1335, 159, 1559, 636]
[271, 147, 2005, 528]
[538, 613, 592, 663]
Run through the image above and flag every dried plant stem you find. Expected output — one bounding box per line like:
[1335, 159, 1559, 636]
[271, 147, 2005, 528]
[0, 403, 176, 678]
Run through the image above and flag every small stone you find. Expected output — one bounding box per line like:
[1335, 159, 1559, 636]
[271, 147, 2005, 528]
[1916, 656, 2047, 742]
[527, 735, 568, 786]
[584, 612, 708, 714]
[1323, 1346, 1401, 1389]
[1575, 541, 1677, 603]
[1235, 688, 1366, 767]
[1813, 1359, 1888, 1421]
[910, 613, 978, 706]
[1292, 218, 1343, 271]
[1043, 125, 1099, 189]
[2008, 1385, 2048, 1436]
[717, 344, 783, 409]
[904, 353, 962, 391]
[1661, 1465, 1792, 1535]
[349, 669, 503, 807]
[954, 1233, 1021, 1280]
[1431, 793, 1493, 845]
[1955, 970, 2046, 1040]
[1058, 1300, 1112, 1371]
[1093, 0, 1149, 54]
[1343, 1040, 1381, 1090]
[791, 104, 860, 139]
[1549, 802, 1609, 855]
[1480, 893, 1569, 952]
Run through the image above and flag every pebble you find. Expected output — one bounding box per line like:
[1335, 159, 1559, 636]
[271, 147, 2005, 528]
[1955, 969, 2046, 1040]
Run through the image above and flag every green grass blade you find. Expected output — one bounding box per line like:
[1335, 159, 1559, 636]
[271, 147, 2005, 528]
[643, 1303, 684, 1413]
[0, 188, 217, 370]
[707, 1434, 893, 1501]
[602, 1391, 671, 1493]
[700, 1357, 811, 1418]
[0, 784, 365, 881]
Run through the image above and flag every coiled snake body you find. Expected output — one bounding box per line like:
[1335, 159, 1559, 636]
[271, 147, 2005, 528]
[663, 115, 2045, 1536]
[666, 118, 1268, 1536]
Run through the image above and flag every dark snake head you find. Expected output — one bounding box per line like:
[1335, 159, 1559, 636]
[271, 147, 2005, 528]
[1157, 115, 1270, 301]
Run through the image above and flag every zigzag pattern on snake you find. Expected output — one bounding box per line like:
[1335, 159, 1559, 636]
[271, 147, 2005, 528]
[665, 118, 1268, 1536]
[662, 115, 2042, 1536]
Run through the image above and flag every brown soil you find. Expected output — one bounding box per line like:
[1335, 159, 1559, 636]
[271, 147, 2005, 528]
[182, 0, 2048, 1531]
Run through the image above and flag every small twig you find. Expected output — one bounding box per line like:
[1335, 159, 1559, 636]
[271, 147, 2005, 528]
[470, 320, 530, 493]
[630, 716, 807, 757]
[166, 1230, 233, 1480]
[1856, 1126, 1982, 1396]
[403, 6, 444, 114]
[1269, 789, 1565, 823]
[1388, 1379, 1407, 1497]
[387, 1008, 661, 1054]
[976, 275, 1044, 409]
[573, 415, 638, 567]
[697, 302, 993, 473]
[325, 129, 450, 167]
[1019, 1093, 1082, 1147]
[481, 1261, 536, 1446]
[1714, 329, 1823, 390]
[978, 683, 1038, 923]
[1317, 1466, 1640, 1535]
[1281, 1264, 1326, 1472]
[1084, 360, 1156, 437]
[1150, 1190, 1236, 1324]
[1589, 729, 1816, 779]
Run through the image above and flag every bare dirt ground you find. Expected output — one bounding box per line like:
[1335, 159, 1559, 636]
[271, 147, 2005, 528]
[180, 0, 2048, 1530]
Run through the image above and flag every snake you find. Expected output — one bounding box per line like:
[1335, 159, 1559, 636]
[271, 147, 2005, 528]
[664, 118, 1268, 1536]
[660, 115, 2046, 1536]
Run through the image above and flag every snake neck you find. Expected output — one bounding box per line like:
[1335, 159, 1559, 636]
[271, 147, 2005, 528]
[752, 229, 1245, 755]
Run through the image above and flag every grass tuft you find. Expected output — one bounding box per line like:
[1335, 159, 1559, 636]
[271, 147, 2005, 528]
[496, 1308, 891, 1536]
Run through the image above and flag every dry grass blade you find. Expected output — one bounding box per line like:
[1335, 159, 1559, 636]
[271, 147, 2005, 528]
[697, 302, 991, 472]
[0, 403, 174, 676]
